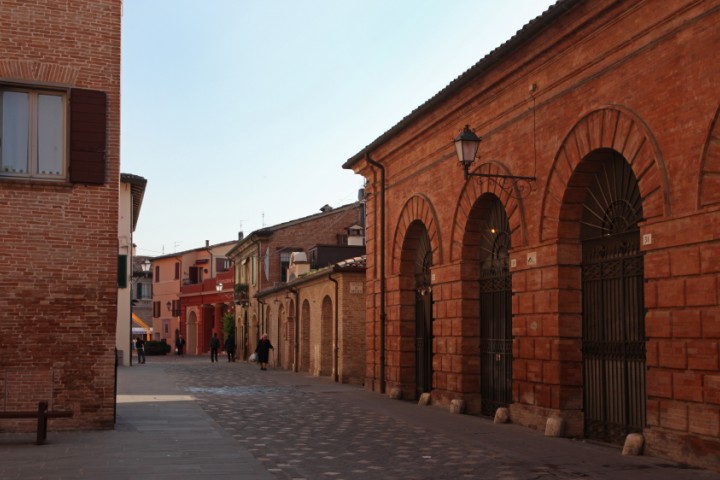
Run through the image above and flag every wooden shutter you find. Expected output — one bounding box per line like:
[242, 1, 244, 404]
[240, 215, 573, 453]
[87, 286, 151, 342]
[174, 262, 180, 280]
[117, 254, 128, 288]
[69, 88, 107, 184]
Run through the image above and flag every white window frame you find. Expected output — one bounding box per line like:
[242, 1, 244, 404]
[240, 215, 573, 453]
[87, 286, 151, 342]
[0, 86, 68, 180]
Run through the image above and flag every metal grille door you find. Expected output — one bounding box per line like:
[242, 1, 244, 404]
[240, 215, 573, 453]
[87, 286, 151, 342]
[582, 234, 645, 443]
[415, 228, 433, 399]
[478, 198, 512, 417]
[580, 153, 645, 444]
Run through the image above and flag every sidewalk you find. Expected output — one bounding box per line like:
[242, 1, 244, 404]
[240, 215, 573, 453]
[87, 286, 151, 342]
[1, 355, 719, 479]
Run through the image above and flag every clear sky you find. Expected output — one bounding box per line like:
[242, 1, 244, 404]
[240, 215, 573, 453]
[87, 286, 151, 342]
[121, 0, 556, 257]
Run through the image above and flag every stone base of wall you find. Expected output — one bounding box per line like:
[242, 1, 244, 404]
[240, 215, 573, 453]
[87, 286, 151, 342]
[509, 404, 584, 437]
[645, 428, 720, 473]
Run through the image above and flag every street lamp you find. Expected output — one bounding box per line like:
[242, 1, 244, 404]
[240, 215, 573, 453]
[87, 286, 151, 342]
[166, 301, 171, 311]
[216, 282, 223, 293]
[141, 259, 152, 273]
[453, 125, 536, 193]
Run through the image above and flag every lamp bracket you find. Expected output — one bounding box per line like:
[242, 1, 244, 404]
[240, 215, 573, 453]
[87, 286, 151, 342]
[463, 164, 536, 199]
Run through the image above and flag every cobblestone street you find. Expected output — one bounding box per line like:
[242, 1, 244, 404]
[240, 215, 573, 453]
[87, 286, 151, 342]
[2, 355, 719, 480]
[161, 356, 719, 480]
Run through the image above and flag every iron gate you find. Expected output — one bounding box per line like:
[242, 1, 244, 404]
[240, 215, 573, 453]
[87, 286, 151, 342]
[582, 233, 645, 443]
[480, 261, 512, 416]
[415, 228, 433, 399]
[478, 197, 512, 417]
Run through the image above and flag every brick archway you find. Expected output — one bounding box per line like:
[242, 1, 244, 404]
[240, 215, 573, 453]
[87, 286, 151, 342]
[699, 104, 720, 208]
[451, 162, 529, 262]
[541, 106, 670, 242]
[391, 194, 442, 275]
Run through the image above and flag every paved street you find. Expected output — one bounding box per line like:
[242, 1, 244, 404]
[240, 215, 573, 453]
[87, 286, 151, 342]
[1, 354, 719, 479]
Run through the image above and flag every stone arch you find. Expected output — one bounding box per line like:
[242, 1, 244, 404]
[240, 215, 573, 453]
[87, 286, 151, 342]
[451, 162, 529, 262]
[391, 194, 442, 275]
[699, 104, 720, 207]
[541, 106, 670, 242]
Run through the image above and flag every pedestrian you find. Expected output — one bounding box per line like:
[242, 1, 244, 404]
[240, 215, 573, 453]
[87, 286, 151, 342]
[176, 334, 185, 357]
[135, 336, 146, 364]
[255, 333, 273, 370]
[210, 332, 220, 363]
[224, 334, 236, 362]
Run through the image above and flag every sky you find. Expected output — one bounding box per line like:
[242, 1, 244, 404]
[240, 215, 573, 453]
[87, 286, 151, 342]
[121, 0, 556, 257]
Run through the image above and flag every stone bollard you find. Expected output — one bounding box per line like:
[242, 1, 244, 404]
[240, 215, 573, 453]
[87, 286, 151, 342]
[622, 433, 645, 456]
[494, 407, 510, 424]
[418, 392, 431, 406]
[389, 387, 402, 400]
[544, 416, 565, 437]
[449, 399, 466, 414]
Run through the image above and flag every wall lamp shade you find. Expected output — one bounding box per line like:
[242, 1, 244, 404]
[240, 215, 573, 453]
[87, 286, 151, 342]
[454, 125, 481, 169]
[216, 282, 223, 293]
[166, 301, 171, 310]
[141, 259, 152, 273]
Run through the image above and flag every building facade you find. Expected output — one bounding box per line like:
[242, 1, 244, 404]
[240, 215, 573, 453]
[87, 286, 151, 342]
[0, 1, 122, 429]
[226, 202, 365, 361]
[151, 240, 234, 355]
[344, 0, 720, 470]
[117, 173, 147, 366]
[257, 255, 366, 384]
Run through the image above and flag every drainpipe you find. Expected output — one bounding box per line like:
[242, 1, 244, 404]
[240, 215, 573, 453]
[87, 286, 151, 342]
[328, 272, 339, 383]
[289, 286, 299, 372]
[365, 152, 386, 394]
[258, 297, 266, 336]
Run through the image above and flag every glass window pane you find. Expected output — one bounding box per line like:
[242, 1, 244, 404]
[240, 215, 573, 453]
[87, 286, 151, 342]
[1, 91, 29, 174]
[37, 94, 63, 176]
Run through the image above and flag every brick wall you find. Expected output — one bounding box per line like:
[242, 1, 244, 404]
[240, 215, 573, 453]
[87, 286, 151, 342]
[0, 0, 121, 430]
[349, 0, 720, 470]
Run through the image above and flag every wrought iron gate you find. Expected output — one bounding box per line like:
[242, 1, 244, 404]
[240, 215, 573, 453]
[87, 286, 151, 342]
[415, 229, 433, 399]
[580, 153, 645, 444]
[582, 234, 645, 442]
[479, 198, 512, 417]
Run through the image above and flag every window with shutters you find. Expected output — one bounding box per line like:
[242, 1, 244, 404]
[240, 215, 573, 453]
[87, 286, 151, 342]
[0, 86, 106, 183]
[117, 255, 128, 288]
[154, 265, 160, 282]
[174, 262, 180, 280]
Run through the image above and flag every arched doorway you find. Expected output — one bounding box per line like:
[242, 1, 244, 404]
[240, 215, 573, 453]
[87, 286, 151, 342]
[320, 295, 333, 377]
[579, 151, 645, 443]
[187, 310, 198, 355]
[477, 195, 512, 417]
[413, 225, 433, 399]
[300, 299, 311, 372]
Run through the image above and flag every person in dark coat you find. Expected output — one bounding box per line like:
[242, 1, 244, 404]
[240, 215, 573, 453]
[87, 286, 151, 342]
[135, 336, 146, 364]
[210, 333, 220, 363]
[224, 335, 236, 362]
[255, 333, 273, 370]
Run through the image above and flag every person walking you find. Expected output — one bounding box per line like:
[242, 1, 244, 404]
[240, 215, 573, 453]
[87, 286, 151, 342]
[176, 334, 185, 357]
[224, 334, 236, 362]
[135, 336, 146, 364]
[210, 333, 220, 363]
[255, 333, 273, 371]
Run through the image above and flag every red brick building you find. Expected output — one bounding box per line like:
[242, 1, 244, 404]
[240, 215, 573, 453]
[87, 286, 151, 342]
[226, 202, 365, 361]
[0, 1, 121, 429]
[345, 0, 720, 470]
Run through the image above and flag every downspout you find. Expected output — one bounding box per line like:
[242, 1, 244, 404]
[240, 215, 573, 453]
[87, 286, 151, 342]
[365, 152, 386, 394]
[328, 272, 339, 383]
[257, 240, 263, 335]
[289, 286, 299, 372]
[258, 297, 266, 336]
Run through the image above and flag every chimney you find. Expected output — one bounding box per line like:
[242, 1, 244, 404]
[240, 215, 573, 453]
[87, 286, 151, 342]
[238, 231, 244, 241]
[205, 240, 209, 248]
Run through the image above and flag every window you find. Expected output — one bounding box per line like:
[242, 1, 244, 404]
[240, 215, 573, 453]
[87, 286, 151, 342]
[152, 301, 160, 318]
[154, 265, 160, 282]
[1, 88, 65, 178]
[280, 251, 292, 282]
[174, 262, 180, 280]
[0, 87, 106, 183]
